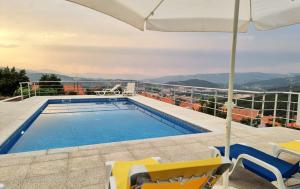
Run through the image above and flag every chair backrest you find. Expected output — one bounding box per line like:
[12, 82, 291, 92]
[129, 157, 231, 189]
[126, 83, 135, 93]
[110, 84, 121, 92]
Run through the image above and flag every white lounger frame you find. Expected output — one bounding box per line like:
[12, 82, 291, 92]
[122, 83, 136, 96]
[105, 157, 161, 189]
[209, 144, 300, 189]
[270, 140, 300, 158]
[94, 84, 121, 95]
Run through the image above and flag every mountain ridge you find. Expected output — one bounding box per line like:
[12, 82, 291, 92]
[166, 79, 220, 88]
[146, 72, 291, 85]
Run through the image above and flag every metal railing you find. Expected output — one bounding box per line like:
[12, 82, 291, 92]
[19, 80, 300, 129]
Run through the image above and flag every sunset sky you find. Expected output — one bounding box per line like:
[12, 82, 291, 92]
[0, 0, 300, 78]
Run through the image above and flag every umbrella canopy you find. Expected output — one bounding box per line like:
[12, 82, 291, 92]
[67, 0, 300, 32]
[66, 0, 300, 188]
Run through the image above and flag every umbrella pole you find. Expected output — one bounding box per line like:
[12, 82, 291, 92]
[223, 0, 240, 188]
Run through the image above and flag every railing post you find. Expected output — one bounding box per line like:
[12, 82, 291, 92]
[286, 92, 292, 127]
[234, 95, 237, 105]
[261, 94, 265, 118]
[250, 94, 255, 126]
[297, 93, 300, 126]
[260, 94, 265, 126]
[214, 90, 218, 116]
[273, 93, 278, 127]
[77, 82, 79, 95]
[20, 83, 23, 100]
[136, 81, 139, 94]
[160, 85, 163, 98]
[27, 82, 31, 98]
[151, 85, 154, 94]
[190, 87, 194, 109]
[173, 87, 176, 103]
[34, 82, 37, 96]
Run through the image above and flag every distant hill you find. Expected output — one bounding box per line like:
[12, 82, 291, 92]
[166, 79, 220, 88]
[147, 72, 287, 85]
[241, 75, 300, 91]
[27, 72, 100, 81]
[27, 73, 77, 81]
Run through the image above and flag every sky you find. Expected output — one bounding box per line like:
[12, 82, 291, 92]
[0, 0, 300, 78]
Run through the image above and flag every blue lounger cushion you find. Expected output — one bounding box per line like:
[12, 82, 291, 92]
[216, 144, 299, 182]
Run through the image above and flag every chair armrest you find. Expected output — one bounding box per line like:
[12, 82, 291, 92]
[208, 146, 221, 158]
[269, 142, 281, 157]
[152, 157, 161, 162]
[105, 161, 115, 189]
[233, 154, 284, 188]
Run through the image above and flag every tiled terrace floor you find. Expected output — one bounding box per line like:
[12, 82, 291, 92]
[0, 96, 300, 189]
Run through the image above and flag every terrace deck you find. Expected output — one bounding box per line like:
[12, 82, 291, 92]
[0, 95, 299, 189]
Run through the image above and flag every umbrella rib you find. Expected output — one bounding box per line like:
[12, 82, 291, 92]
[145, 0, 165, 21]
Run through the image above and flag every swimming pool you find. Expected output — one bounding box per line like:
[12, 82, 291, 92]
[0, 98, 209, 154]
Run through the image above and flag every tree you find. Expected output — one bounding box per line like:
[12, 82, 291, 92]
[240, 118, 251, 125]
[39, 74, 62, 88]
[38, 74, 63, 95]
[0, 67, 29, 96]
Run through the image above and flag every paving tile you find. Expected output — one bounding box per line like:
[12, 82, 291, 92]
[79, 142, 126, 151]
[67, 167, 105, 188]
[47, 147, 78, 154]
[0, 179, 22, 189]
[157, 145, 195, 159]
[0, 164, 29, 181]
[179, 142, 210, 153]
[81, 183, 105, 189]
[69, 155, 104, 171]
[98, 146, 127, 155]
[229, 167, 276, 189]
[23, 173, 67, 189]
[125, 142, 153, 150]
[0, 156, 32, 167]
[7, 150, 47, 157]
[171, 136, 198, 144]
[129, 148, 162, 159]
[102, 151, 135, 162]
[28, 159, 68, 177]
[150, 139, 179, 147]
[69, 149, 100, 158]
[32, 153, 68, 163]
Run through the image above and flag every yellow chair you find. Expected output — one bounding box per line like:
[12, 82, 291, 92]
[271, 140, 300, 158]
[105, 157, 231, 189]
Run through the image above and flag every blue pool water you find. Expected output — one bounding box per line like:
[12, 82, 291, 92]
[2, 98, 208, 153]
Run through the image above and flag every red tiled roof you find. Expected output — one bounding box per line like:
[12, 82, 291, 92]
[63, 84, 85, 95]
[179, 101, 191, 108]
[192, 103, 202, 111]
[231, 108, 260, 122]
[160, 97, 174, 104]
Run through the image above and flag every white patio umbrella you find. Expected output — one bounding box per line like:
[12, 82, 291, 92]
[66, 0, 300, 188]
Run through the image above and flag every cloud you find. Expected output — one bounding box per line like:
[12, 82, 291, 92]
[0, 44, 19, 48]
[0, 0, 299, 77]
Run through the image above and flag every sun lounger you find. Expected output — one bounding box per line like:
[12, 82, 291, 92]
[122, 83, 135, 96]
[94, 84, 121, 95]
[105, 157, 161, 189]
[210, 143, 300, 189]
[270, 140, 300, 158]
[105, 156, 231, 189]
